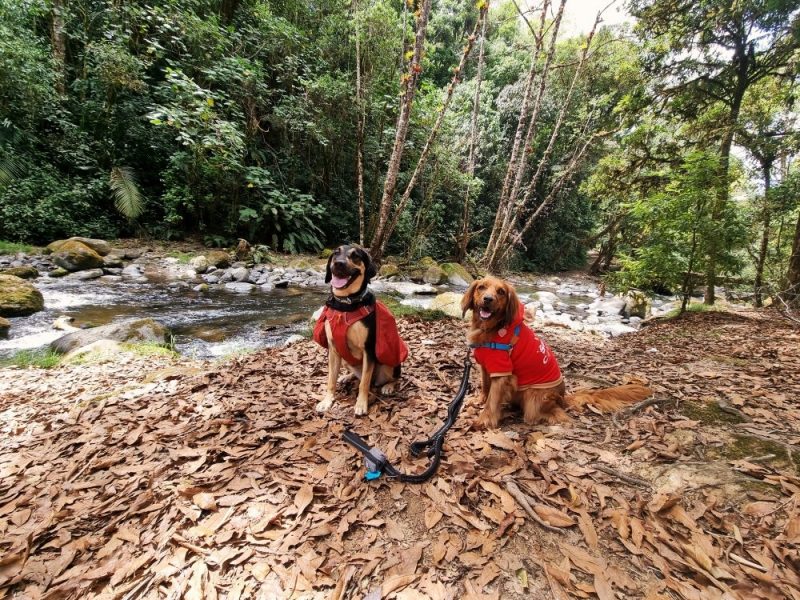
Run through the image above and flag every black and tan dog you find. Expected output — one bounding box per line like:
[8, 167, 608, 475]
[313, 245, 408, 415]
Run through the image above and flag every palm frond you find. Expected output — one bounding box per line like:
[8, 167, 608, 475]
[0, 152, 25, 187]
[110, 166, 145, 219]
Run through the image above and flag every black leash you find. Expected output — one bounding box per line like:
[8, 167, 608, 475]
[342, 351, 472, 483]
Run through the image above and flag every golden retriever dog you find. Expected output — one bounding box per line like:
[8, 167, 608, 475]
[461, 276, 651, 429]
[313, 245, 407, 416]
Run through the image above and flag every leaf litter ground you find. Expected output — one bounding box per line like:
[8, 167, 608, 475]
[1, 309, 800, 599]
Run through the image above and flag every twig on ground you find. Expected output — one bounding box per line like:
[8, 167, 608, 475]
[729, 552, 768, 572]
[504, 480, 566, 534]
[590, 463, 651, 489]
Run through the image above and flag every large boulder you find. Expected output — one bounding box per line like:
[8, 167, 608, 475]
[423, 265, 446, 285]
[0, 316, 9, 338]
[52, 240, 104, 272]
[378, 263, 400, 279]
[622, 289, 650, 319]
[189, 255, 209, 273]
[47, 237, 111, 256]
[429, 292, 465, 319]
[0, 265, 39, 279]
[0, 274, 44, 317]
[440, 262, 474, 287]
[206, 250, 232, 269]
[50, 318, 169, 354]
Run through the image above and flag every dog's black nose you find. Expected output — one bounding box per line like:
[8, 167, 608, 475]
[482, 295, 494, 304]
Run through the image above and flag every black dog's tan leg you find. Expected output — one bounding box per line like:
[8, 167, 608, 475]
[316, 326, 341, 412]
[355, 352, 375, 416]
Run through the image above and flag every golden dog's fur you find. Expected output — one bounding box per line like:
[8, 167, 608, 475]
[462, 276, 651, 428]
[316, 245, 399, 416]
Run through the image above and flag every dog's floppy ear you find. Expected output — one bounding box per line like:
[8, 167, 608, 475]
[503, 283, 520, 326]
[461, 280, 480, 317]
[324, 252, 334, 283]
[359, 247, 377, 282]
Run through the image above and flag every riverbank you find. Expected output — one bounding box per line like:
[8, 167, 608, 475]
[1, 308, 799, 598]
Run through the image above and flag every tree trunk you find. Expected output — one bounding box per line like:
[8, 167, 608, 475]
[704, 37, 749, 305]
[368, 0, 433, 261]
[371, 1, 486, 262]
[456, 13, 488, 263]
[754, 160, 772, 307]
[783, 210, 800, 308]
[354, 0, 366, 245]
[51, 0, 68, 95]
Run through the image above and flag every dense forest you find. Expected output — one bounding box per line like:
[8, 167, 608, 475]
[1, 0, 799, 305]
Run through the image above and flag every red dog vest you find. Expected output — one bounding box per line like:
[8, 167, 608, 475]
[472, 305, 561, 387]
[313, 301, 408, 367]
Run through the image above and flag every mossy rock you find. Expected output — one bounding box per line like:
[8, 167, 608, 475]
[48, 267, 69, 278]
[418, 256, 438, 269]
[206, 250, 232, 269]
[423, 265, 446, 285]
[378, 263, 400, 278]
[429, 292, 465, 319]
[52, 240, 104, 272]
[50, 318, 170, 354]
[0, 316, 9, 338]
[440, 262, 474, 287]
[0, 265, 39, 279]
[0, 274, 45, 317]
[46, 237, 111, 256]
[319, 248, 334, 259]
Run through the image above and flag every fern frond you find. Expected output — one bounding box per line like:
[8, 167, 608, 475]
[110, 166, 145, 219]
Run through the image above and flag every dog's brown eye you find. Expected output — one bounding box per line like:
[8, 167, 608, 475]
[497, 288, 506, 296]
[477, 284, 486, 291]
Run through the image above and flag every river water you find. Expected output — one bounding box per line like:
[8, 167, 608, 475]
[0, 277, 327, 359]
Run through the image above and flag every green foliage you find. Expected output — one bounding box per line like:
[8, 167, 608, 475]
[0, 348, 61, 369]
[610, 151, 746, 297]
[110, 167, 145, 220]
[0, 240, 37, 254]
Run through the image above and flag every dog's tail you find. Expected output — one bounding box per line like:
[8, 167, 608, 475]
[564, 384, 652, 412]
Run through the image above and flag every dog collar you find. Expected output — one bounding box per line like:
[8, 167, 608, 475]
[326, 289, 374, 312]
[470, 324, 522, 351]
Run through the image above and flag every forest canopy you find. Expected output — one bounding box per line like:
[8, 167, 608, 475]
[0, 0, 798, 304]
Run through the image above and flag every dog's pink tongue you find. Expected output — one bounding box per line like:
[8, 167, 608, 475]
[331, 275, 350, 289]
[479, 309, 492, 319]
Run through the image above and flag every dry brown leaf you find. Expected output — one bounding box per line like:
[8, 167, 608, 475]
[577, 510, 598, 550]
[192, 492, 217, 511]
[743, 501, 775, 517]
[424, 507, 443, 529]
[251, 562, 271, 583]
[533, 504, 575, 528]
[293, 484, 314, 515]
[382, 573, 417, 596]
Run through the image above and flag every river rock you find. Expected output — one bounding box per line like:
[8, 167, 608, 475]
[0, 265, 38, 279]
[189, 255, 209, 273]
[203, 274, 220, 284]
[440, 262, 474, 287]
[225, 282, 255, 293]
[260, 282, 275, 292]
[63, 339, 124, 362]
[0, 274, 45, 317]
[533, 291, 560, 305]
[274, 280, 289, 289]
[429, 292, 464, 318]
[102, 254, 123, 268]
[194, 283, 209, 292]
[231, 267, 250, 282]
[100, 276, 123, 283]
[52, 240, 104, 272]
[48, 267, 69, 278]
[47, 237, 111, 256]
[622, 289, 650, 318]
[595, 321, 637, 337]
[122, 264, 145, 279]
[206, 250, 231, 269]
[374, 281, 437, 296]
[118, 247, 146, 259]
[587, 296, 626, 317]
[378, 263, 400, 278]
[103, 267, 123, 276]
[423, 265, 446, 285]
[0, 316, 9, 338]
[69, 269, 104, 281]
[50, 318, 169, 354]
[283, 334, 306, 347]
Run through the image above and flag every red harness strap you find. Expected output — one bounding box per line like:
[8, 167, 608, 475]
[313, 305, 375, 366]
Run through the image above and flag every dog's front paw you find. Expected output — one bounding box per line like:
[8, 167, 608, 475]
[337, 372, 357, 385]
[473, 411, 498, 430]
[316, 394, 334, 413]
[380, 381, 397, 395]
[354, 396, 369, 416]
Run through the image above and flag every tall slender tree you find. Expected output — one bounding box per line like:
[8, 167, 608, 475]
[628, 0, 800, 304]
